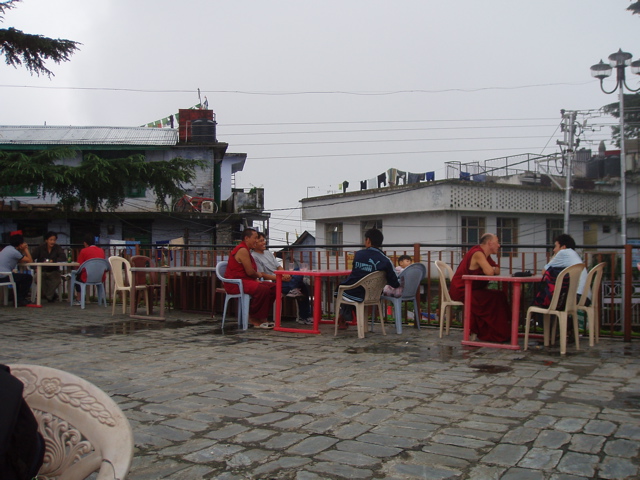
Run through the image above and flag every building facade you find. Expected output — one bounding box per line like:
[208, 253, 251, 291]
[0, 109, 269, 247]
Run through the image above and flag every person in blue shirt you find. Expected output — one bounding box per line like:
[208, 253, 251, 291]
[337, 228, 399, 330]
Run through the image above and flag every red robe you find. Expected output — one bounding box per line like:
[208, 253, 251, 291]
[449, 245, 511, 342]
[225, 241, 276, 320]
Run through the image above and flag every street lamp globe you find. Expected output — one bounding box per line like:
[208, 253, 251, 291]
[590, 60, 612, 79]
[608, 48, 633, 67]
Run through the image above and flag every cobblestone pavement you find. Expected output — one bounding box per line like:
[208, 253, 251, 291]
[1, 302, 639, 480]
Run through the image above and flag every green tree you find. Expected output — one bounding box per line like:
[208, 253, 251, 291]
[603, 94, 640, 148]
[0, 149, 206, 212]
[0, 0, 80, 77]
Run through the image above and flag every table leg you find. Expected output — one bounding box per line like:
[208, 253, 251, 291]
[463, 279, 472, 342]
[36, 266, 42, 306]
[129, 270, 136, 316]
[274, 274, 283, 329]
[510, 283, 522, 348]
[312, 276, 322, 334]
[158, 273, 167, 319]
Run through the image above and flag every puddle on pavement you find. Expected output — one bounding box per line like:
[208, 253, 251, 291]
[345, 344, 462, 362]
[470, 364, 512, 374]
[73, 320, 219, 337]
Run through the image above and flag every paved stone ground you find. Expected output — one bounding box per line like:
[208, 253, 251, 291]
[1, 302, 639, 480]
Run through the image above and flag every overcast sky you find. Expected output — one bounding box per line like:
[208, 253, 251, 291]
[1, 0, 638, 243]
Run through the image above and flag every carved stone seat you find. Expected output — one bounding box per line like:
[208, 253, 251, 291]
[8, 364, 134, 480]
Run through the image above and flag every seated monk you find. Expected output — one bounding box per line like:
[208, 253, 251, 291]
[449, 233, 511, 342]
[224, 228, 277, 329]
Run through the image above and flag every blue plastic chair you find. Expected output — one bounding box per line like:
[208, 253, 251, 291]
[378, 263, 427, 334]
[216, 261, 251, 330]
[69, 258, 110, 309]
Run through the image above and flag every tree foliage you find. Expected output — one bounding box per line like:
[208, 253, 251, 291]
[0, 149, 206, 212]
[603, 94, 640, 148]
[629, 1, 640, 15]
[0, 0, 80, 77]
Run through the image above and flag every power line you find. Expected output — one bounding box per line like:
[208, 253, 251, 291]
[232, 135, 565, 148]
[221, 117, 561, 127]
[0, 81, 592, 96]
[248, 146, 563, 160]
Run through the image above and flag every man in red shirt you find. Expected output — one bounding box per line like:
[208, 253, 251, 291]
[73, 234, 106, 305]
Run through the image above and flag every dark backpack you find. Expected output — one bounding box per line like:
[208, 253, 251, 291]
[0, 365, 45, 480]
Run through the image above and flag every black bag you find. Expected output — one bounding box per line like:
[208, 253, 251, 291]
[0, 365, 45, 480]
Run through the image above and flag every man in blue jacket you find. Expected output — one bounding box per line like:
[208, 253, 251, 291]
[337, 228, 399, 329]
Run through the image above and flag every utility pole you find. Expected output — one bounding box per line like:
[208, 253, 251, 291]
[557, 110, 578, 234]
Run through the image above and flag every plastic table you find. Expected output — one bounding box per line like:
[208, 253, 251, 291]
[461, 274, 542, 350]
[274, 269, 351, 334]
[129, 266, 216, 321]
[27, 262, 79, 306]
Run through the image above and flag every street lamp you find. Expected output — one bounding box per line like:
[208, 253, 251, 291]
[590, 48, 640, 330]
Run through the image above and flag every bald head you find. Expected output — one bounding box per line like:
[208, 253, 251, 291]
[480, 233, 496, 245]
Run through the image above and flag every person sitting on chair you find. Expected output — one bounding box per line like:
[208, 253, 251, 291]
[73, 234, 106, 306]
[0, 233, 33, 306]
[31, 231, 67, 302]
[533, 233, 588, 309]
[382, 254, 412, 297]
[336, 228, 399, 330]
[224, 228, 277, 329]
[251, 232, 314, 325]
[449, 233, 511, 342]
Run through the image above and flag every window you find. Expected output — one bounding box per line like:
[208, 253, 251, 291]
[546, 219, 563, 246]
[125, 184, 146, 198]
[497, 217, 518, 257]
[0, 185, 38, 197]
[122, 220, 153, 246]
[461, 217, 485, 245]
[325, 223, 343, 256]
[361, 219, 382, 244]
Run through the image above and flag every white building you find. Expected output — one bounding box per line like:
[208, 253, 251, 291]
[301, 151, 639, 258]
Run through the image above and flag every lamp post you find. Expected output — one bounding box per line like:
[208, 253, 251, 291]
[590, 48, 640, 330]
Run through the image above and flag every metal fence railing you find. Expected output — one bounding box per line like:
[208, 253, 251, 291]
[55, 242, 637, 340]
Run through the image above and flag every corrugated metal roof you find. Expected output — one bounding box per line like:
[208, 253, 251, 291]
[0, 126, 178, 146]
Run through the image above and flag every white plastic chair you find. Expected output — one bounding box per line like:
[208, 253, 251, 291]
[108, 256, 149, 315]
[216, 260, 251, 330]
[8, 363, 134, 480]
[577, 262, 606, 347]
[0, 270, 18, 307]
[524, 263, 584, 355]
[334, 270, 387, 339]
[434, 260, 464, 338]
[69, 258, 110, 309]
[379, 263, 427, 334]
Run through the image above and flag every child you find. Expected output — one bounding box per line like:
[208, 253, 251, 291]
[383, 255, 412, 297]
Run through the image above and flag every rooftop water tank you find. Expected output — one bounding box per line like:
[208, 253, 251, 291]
[191, 118, 216, 143]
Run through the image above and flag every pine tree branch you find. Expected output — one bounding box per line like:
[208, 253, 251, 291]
[0, 27, 80, 77]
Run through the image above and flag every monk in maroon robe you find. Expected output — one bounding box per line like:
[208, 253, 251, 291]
[449, 233, 511, 342]
[224, 228, 277, 328]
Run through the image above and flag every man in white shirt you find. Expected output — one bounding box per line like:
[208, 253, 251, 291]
[533, 233, 588, 311]
[0, 233, 33, 306]
[251, 232, 313, 325]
